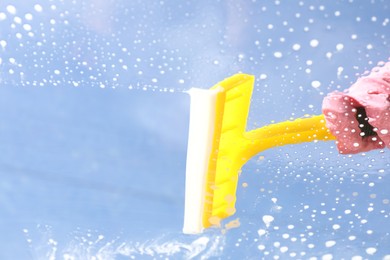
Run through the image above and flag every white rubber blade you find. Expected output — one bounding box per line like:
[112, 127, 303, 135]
[183, 87, 223, 234]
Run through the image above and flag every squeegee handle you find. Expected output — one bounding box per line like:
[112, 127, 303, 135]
[244, 114, 336, 159]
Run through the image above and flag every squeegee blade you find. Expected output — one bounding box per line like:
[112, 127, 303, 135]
[183, 87, 222, 234]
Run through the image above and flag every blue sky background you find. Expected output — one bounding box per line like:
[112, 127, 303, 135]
[0, 0, 389, 259]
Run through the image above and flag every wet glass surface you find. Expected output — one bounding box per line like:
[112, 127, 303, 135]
[0, 0, 389, 259]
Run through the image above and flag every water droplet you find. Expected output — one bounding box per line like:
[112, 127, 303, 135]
[34, 4, 43, 12]
[262, 215, 274, 227]
[258, 229, 267, 236]
[280, 246, 288, 253]
[274, 51, 283, 58]
[366, 247, 377, 255]
[332, 224, 341, 230]
[311, 80, 321, 88]
[25, 13, 33, 20]
[322, 254, 334, 260]
[259, 74, 267, 80]
[6, 5, 17, 15]
[337, 66, 344, 77]
[310, 39, 319, 48]
[23, 24, 32, 31]
[336, 43, 344, 51]
[292, 44, 301, 51]
[14, 16, 22, 24]
[0, 12, 7, 21]
[325, 240, 336, 247]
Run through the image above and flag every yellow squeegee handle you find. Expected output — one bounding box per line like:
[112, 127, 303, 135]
[244, 115, 336, 160]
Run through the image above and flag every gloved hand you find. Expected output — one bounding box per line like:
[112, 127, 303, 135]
[322, 61, 390, 154]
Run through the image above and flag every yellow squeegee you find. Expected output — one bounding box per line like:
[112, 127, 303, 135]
[183, 74, 336, 234]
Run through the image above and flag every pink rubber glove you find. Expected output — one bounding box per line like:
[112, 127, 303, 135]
[322, 61, 390, 154]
